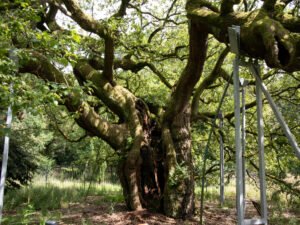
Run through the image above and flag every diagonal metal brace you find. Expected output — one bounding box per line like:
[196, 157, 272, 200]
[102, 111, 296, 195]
[249, 63, 300, 159]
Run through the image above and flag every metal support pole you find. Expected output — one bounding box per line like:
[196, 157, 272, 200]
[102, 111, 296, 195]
[0, 101, 13, 223]
[229, 26, 244, 225]
[253, 63, 268, 224]
[240, 78, 248, 210]
[0, 49, 16, 224]
[219, 112, 224, 206]
[249, 65, 300, 160]
[234, 55, 244, 225]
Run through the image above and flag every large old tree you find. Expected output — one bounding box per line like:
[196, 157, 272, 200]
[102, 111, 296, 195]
[1, 0, 299, 219]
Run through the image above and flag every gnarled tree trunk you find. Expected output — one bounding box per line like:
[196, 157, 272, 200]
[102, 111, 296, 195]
[11, 0, 300, 220]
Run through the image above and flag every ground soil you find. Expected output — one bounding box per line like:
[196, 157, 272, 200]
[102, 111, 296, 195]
[44, 196, 251, 225]
[4, 196, 299, 224]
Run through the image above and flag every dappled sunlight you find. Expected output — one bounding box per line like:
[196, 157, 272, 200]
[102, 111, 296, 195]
[1, 0, 300, 223]
[32, 176, 122, 192]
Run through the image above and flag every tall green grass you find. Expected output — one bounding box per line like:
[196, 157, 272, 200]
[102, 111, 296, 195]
[195, 180, 260, 207]
[3, 177, 299, 225]
[5, 176, 122, 211]
[3, 176, 123, 224]
[195, 180, 300, 224]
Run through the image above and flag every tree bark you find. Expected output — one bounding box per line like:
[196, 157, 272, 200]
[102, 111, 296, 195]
[17, 21, 208, 219]
[161, 20, 208, 218]
[186, 0, 300, 72]
[163, 109, 195, 218]
[14, 0, 300, 220]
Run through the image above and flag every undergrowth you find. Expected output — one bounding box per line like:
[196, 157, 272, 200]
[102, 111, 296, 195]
[195, 181, 300, 225]
[3, 177, 299, 224]
[3, 177, 123, 224]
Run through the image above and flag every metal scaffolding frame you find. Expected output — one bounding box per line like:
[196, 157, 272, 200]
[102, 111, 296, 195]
[229, 25, 268, 225]
[218, 77, 248, 209]
[228, 25, 300, 225]
[201, 25, 299, 225]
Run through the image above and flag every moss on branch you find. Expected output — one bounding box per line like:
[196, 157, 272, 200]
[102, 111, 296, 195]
[18, 50, 128, 149]
[186, 2, 300, 72]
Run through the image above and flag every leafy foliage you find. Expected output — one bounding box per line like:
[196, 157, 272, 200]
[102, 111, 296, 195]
[0, 0, 299, 218]
[0, 138, 38, 189]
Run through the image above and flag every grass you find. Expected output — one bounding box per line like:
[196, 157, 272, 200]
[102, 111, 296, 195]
[195, 180, 300, 224]
[3, 177, 299, 224]
[5, 176, 122, 210]
[195, 180, 260, 207]
[3, 176, 123, 224]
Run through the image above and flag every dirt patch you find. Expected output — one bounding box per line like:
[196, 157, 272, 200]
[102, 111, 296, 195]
[56, 196, 227, 225]
[58, 196, 196, 225]
[4, 196, 300, 224]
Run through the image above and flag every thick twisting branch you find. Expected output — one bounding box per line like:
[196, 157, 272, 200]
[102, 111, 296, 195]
[262, 0, 277, 11]
[18, 50, 128, 149]
[186, 0, 300, 72]
[62, 0, 110, 38]
[74, 60, 128, 120]
[103, 37, 115, 84]
[191, 47, 229, 120]
[61, 0, 115, 83]
[103, 0, 132, 83]
[88, 56, 172, 89]
[220, 0, 241, 15]
[37, 2, 61, 31]
[114, 0, 131, 18]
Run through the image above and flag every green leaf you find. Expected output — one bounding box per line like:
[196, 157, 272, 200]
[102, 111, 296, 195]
[71, 31, 81, 43]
